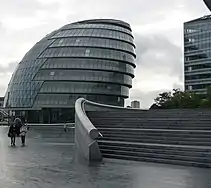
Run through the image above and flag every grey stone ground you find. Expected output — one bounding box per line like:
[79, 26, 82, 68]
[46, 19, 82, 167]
[0, 127, 211, 188]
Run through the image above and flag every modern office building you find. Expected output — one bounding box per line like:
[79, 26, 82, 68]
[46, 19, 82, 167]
[4, 19, 136, 123]
[131, 100, 140, 108]
[184, 15, 211, 95]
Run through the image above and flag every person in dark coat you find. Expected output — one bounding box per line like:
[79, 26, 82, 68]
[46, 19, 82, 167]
[14, 118, 22, 137]
[8, 124, 17, 146]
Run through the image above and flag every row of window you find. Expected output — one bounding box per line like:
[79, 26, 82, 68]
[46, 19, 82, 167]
[61, 23, 132, 36]
[50, 37, 135, 55]
[39, 47, 135, 64]
[7, 97, 34, 107]
[185, 49, 211, 57]
[39, 81, 129, 96]
[21, 39, 54, 62]
[185, 64, 211, 71]
[33, 93, 124, 107]
[41, 58, 134, 76]
[184, 35, 211, 45]
[185, 73, 211, 80]
[189, 84, 211, 90]
[184, 46, 211, 54]
[185, 54, 209, 61]
[9, 82, 42, 92]
[184, 29, 211, 38]
[51, 29, 134, 44]
[18, 59, 47, 70]
[184, 22, 211, 33]
[34, 69, 132, 86]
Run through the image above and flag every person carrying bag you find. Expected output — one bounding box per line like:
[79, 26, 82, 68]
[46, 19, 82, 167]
[20, 123, 28, 146]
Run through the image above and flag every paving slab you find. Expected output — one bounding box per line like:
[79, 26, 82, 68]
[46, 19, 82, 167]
[0, 127, 210, 188]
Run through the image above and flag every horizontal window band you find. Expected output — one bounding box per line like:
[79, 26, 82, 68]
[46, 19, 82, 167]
[48, 45, 136, 58]
[39, 68, 134, 78]
[51, 35, 135, 48]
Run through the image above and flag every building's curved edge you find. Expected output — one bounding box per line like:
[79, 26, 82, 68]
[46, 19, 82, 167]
[71, 19, 132, 31]
[75, 98, 102, 161]
[203, 0, 211, 11]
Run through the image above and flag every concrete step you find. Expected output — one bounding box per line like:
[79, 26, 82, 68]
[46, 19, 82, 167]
[95, 124, 211, 130]
[98, 128, 211, 135]
[97, 140, 211, 152]
[99, 132, 211, 141]
[90, 117, 211, 121]
[99, 144, 211, 158]
[100, 148, 211, 164]
[101, 153, 210, 168]
[98, 136, 211, 146]
[91, 120, 211, 125]
[98, 140, 211, 167]
[88, 113, 211, 119]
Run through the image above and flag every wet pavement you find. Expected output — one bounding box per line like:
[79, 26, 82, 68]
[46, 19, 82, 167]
[0, 126, 211, 188]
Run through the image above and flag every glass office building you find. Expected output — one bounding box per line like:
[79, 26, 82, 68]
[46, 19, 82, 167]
[184, 15, 211, 95]
[4, 19, 136, 123]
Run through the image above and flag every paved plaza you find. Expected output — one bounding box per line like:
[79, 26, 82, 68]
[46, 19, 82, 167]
[0, 127, 211, 188]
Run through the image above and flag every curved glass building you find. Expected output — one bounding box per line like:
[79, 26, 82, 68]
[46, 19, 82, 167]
[203, 0, 211, 11]
[4, 19, 136, 123]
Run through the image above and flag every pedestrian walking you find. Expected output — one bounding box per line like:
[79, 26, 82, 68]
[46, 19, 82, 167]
[14, 118, 22, 137]
[20, 123, 28, 146]
[64, 122, 67, 132]
[8, 123, 17, 147]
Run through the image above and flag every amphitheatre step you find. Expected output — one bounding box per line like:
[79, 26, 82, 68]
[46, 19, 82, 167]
[99, 144, 211, 158]
[98, 137, 211, 146]
[87, 112, 211, 119]
[100, 149, 211, 164]
[98, 129, 211, 137]
[90, 120, 211, 125]
[101, 153, 210, 168]
[97, 140, 211, 151]
[95, 124, 211, 130]
[98, 127, 211, 133]
[99, 132, 211, 141]
[98, 140, 211, 167]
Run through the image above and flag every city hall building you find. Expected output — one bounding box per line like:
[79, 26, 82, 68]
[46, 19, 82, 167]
[4, 19, 136, 123]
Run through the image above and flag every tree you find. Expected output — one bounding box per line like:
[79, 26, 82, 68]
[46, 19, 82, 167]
[154, 92, 171, 108]
[150, 88, 206, 109]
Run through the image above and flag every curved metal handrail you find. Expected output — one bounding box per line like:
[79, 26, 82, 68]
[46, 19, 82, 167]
[75, 98, 102, 161]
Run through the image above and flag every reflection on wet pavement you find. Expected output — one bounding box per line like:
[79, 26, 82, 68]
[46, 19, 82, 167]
[0, 127, 210, 188]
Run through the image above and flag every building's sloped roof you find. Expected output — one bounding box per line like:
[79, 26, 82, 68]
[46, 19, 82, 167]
[184, 14, 211, 24]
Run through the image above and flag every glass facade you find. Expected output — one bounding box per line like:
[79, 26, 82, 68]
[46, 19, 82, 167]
[4, 19, 136, 123]
[184, 15, 211, 94]
[203, 0, 211, 11]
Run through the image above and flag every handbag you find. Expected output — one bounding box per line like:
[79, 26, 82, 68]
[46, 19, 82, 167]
[7, 132, 11, 137]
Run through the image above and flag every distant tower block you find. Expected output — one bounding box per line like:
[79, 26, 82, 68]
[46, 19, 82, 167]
[131, 100, 140, 108]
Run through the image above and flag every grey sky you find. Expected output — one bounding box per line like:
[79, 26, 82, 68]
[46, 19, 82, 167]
[0, 0, 210, 108]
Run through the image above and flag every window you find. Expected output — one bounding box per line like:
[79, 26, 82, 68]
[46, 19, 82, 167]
[50, 71, 55, 76]
[85, 49, 90, 56]
[76, 39, 80, 44]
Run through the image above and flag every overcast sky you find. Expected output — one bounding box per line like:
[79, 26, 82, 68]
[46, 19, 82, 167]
[0, 0, 210, 108]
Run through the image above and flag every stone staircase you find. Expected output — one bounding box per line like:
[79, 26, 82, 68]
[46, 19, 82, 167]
[87, 110, 211, 168]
